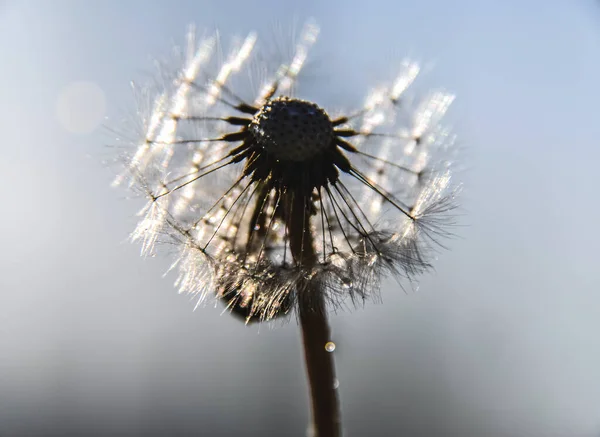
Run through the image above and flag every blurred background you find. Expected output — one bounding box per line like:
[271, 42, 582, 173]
[2, 1, 600, 436]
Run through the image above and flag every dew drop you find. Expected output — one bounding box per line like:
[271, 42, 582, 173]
[367, 254, 378, 266]
[341, 277, 353, 290]
[333, 378, 340, 389]
[325, 341, 336, 352]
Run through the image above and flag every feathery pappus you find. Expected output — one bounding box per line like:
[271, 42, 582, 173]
[113, 21, 459, 323]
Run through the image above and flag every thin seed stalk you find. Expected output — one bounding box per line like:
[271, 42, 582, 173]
[288, 193, 341, 437]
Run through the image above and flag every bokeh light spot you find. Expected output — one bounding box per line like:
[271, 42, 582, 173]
[56, 81, 106, 134]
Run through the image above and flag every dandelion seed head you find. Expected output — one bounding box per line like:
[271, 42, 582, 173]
[250, 97, 334, 162]
[113, 22, 460, 323]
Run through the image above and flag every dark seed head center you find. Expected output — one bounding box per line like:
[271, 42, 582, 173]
[250, 96, 334, 162]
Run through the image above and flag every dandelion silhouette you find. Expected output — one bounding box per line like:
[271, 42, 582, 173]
[113, 21, 458, 437]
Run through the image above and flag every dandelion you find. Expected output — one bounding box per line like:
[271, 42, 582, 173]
[113, 21, 458, 437]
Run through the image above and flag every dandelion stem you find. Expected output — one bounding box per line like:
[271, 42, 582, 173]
[299, 289, 341, 437]
[288, 193, 341, 437]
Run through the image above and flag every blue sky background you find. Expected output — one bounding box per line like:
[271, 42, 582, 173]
[1, 1, 600, 436]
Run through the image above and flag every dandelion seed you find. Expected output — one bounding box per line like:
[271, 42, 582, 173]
[114, 22, 458, 323]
